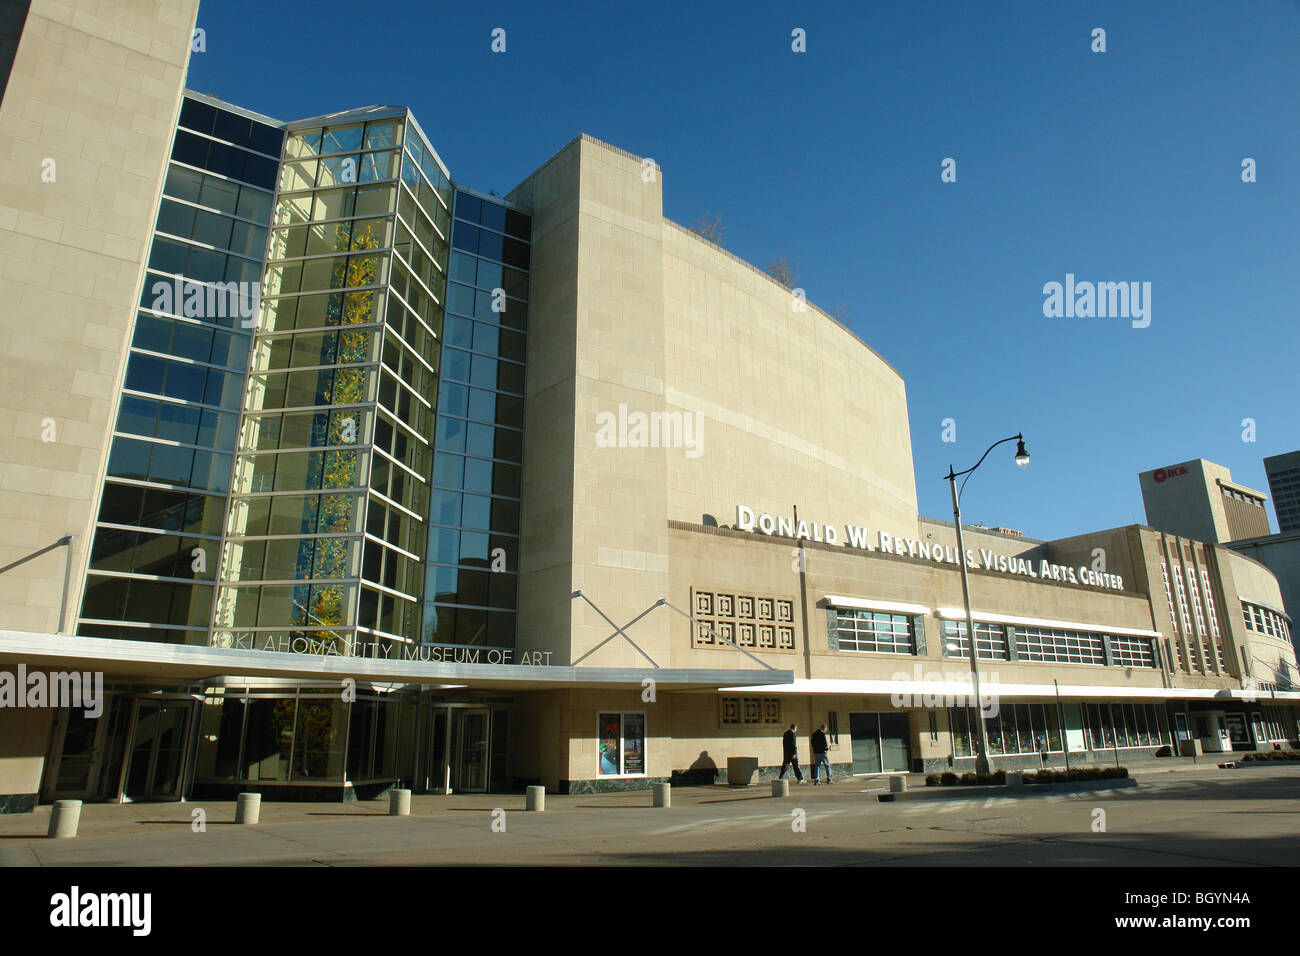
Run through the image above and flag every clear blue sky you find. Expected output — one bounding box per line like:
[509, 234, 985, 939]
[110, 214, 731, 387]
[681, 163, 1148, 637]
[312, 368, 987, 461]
[187, 0, 1299, 540]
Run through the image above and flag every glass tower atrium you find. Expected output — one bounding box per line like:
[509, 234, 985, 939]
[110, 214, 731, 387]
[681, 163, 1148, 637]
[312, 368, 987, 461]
[62, 94, 531, 801]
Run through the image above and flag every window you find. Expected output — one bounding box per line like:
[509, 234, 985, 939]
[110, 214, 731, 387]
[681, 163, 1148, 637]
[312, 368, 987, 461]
[1186, 568, 1206, 636]
[1015, 626, 1104, 665]
[1172, 566, 1192, 634]
[1081, 703, 1169, 749]
[1160, 562, 1178, 634]
[834, 609, 914, 655]
[941, 619, 1009, 660]
[949, 703, 1063, 756]
[1200, 570, 1220, 637]
[1109, 636, 1156, 668]
[598, 712, 646, 777]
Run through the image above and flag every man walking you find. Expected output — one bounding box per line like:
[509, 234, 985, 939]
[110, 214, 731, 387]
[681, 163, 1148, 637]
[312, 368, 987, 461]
[779, 723, 804, 782]
[810, 723, 832, 784]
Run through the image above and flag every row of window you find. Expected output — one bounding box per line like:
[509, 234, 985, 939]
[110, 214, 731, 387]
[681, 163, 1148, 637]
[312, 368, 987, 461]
[117, 396, 239, 451]
[1260, 706, 1299, 742]
[1081, 703, 1170, 750]
[134, 312, 251, 371]
[226, 491, 363, 539]
[951, 703, 1063, 756]
[448, 249, 528, 300]
[1242, 600, 1292, 642]
[164, 164, 275, 225]
[107, 436, 233, 495]
[171, 130, 279, 192]
[834, 610, 913, 654]
[446, 280, 527, 331]
[827, 610, 1158, 669]
[940, 620, 1158, 669]
[81, 574, 212, 628]
[96, 482, 227, 538]
[179, 98, 283, 159]
[1221, 486, 1265, 508]
[259, 289, 385, 335]
[426, 527, 517, 572]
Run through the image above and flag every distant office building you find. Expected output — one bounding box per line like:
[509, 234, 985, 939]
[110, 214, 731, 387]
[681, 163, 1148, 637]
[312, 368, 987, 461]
[1139, 459, 1272, 543]
[1264, 451, 1300, 534]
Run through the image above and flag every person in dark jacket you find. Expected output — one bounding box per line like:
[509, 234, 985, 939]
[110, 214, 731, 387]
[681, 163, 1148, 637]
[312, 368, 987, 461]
[779, 723, 804, 782]
[810, 723, 832, 784]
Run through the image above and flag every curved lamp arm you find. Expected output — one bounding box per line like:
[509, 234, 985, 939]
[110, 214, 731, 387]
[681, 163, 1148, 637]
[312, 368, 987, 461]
[945, 433, 1028, 503]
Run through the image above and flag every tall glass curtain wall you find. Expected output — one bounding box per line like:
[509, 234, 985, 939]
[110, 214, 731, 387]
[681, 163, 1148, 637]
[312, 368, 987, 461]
[213, 112, 453, 656]
[425, 192, 530, 650]
[78, 97, 282, 645]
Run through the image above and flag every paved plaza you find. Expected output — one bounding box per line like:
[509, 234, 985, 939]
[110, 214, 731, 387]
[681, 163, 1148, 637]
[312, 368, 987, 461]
[2, 763, 1298, 867]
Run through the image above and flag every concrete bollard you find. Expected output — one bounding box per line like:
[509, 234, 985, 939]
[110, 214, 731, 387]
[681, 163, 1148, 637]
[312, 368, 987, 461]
[525, 785, 545, 811]
[235, 792, 261, 825]
[771, 778, 790, 797]
[389, 788, 411, 816]
[889, 775, 908, 793]
[1006, 772, 1024, 789]
[652, 782, 671, 807]
[47, 799, 82, 839]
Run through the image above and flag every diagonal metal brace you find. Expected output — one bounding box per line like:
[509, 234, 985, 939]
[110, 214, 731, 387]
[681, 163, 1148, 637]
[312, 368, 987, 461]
[570, 591, 662, 668]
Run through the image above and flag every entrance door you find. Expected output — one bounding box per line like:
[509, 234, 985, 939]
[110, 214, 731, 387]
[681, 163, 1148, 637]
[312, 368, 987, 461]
[849, 713, 882, 774]
[454, 709, 490, 793]
[1224, 713, 1250, 750]
[122, 700, 195, 801]
[43, 697, 135, 803]
[427, 708, 449, 792]
[879, 714, 912, 772]
[44, 709, 108, 801]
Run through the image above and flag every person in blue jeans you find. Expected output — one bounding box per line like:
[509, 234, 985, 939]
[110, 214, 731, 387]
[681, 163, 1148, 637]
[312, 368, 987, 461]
[810, 723, 832, 784]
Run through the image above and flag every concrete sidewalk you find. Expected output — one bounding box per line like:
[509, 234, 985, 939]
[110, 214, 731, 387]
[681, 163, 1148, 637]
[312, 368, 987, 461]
[3, 763, 1295, 867]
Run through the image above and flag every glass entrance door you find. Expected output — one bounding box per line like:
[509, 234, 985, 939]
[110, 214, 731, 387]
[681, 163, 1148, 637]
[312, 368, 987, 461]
[879, 714, 912, 772]
[122, 700, 195, 801]
[427, 708, 449, 792]
[45, 709, 108, 801]
[849, 712, 913, 774]
[454, 709, 490, 793]
[849, 713, 882, 774]
[42, 696, 133, 802]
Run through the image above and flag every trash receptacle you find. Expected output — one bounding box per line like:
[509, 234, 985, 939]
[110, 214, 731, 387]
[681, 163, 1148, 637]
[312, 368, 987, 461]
[727, 756, 759, 786]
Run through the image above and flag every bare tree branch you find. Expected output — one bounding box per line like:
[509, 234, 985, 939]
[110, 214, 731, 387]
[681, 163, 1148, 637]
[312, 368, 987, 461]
[691, 211, 728, 247]
[765, 255, 801, 289]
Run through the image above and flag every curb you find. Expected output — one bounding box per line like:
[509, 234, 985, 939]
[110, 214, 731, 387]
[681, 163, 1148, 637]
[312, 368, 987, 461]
[878, 777, 1138, 802]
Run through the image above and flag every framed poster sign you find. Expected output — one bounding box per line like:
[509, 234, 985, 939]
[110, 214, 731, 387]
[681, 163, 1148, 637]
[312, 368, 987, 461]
[597, 712, 646, 776]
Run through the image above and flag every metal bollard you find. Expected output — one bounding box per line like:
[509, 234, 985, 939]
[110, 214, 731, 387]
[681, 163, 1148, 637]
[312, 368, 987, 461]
[889, 775, 908, 793]
[389, 788, 411, 816]
[235, 792, 261, 825]
[47, 799, 82, 839]
[652, 782, 671, 807]
[525, 785, 545, 811]
[771, 778, 790, 797]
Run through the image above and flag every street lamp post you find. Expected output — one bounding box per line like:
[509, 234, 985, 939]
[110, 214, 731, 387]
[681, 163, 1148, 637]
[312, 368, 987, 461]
[947, 433, 1029, 778]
